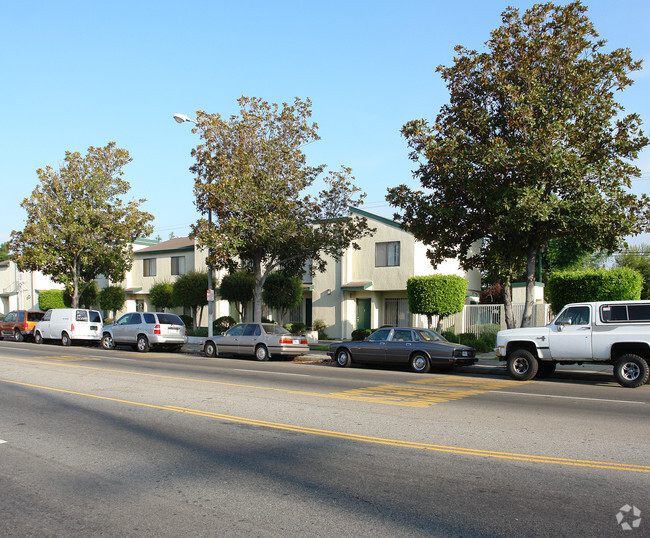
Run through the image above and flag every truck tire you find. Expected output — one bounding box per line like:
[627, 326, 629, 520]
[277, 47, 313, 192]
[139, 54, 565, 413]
[613, 354, 649, 388]
[506, 349, 538, 381]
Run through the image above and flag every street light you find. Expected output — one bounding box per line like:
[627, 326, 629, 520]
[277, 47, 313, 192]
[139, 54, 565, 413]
[173, 112, 215, 337]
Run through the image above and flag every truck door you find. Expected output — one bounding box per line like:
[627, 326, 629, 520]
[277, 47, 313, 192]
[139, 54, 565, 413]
[548, 305, 592, 360]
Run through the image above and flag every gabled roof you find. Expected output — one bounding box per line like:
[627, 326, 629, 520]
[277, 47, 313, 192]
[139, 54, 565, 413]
[135, 237, 195, 255]
[350, 207, 404, 230]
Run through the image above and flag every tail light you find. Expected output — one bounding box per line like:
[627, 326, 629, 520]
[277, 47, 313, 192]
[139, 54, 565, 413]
[184, 327, 187, 336]
[279, 336, 293, 344]
[299, 338, 308, 345]
[154, 324, 161, 335]
[71, 323, 75, 332]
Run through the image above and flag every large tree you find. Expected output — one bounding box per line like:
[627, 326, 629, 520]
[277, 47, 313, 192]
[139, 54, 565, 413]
[10, 143, 154, 308]
[189, 96, 374, 322]
[387, 2, 649, 328]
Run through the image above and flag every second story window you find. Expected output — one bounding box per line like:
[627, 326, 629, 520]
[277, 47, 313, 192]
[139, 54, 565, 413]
[375, 241, 400, 267]
[143, 258, 157, 277]
[171, 256, 186, 276]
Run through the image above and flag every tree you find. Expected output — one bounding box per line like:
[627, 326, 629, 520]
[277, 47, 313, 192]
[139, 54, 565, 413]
[98, 285, 126, 320]
[189, 96, 374, 323]
[172, 271, 208, 330]
[219, 270, 255, 322]
[262, 271, 303, 322]
[0, 242, 9, 262]
[406, 275, 467, 331]
[387, 2, 649, 329]
[78, 281, 98, 309]
[616, 244, 650, 299]
[149, 281, 175, 311]
[10, 142, 154, 308]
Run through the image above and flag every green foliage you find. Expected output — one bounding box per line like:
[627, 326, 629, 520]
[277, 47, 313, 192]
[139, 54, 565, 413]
[442, 329, 496, 354]
[546, 268, 643, 313]
[78, 281, 98, 309]
[38, 289, 70, 310]
[9, 142, 154, 308]
[179, 314, 194, 329]
[312, 319, 329, 339]
[172, 271, 208, 330]
[190, 96, 374, 322]
[615, 244, 650, 299]
[98, 285, 126, 318]
[263, 272, 303, 318]
[149, 281, 175, 310]
[351, 328, 372, 341]
[0, 242, 9, 262]
[219, 270, 254, 321]
[284, 322, 306, 334]
[407, 275, 467, 329]
[213, 315, 236, 335]
[387, 2, 649, 329]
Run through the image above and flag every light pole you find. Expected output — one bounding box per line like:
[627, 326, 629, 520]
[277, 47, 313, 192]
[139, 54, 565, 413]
[173, 113, 215, 337]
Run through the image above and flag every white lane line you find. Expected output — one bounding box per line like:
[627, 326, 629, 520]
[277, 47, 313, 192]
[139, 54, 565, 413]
[490, 391, 646, 404]
[232, 369, 310, 377]
[0, 439, 7, 444]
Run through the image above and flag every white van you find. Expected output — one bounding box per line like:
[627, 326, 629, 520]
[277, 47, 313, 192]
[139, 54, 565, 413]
[34, 308, 103, 346]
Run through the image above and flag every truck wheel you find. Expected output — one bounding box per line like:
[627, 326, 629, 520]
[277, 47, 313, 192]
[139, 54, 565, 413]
[14, 329, 23, 342]
[613, 354, 649, 388]
[506, 349, 538, 381]
[536, 361, 557, 378]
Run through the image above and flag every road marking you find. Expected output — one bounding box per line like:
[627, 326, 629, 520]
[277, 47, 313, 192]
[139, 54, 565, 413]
[490, 391, 646, 405]
[47, 356, 101, 362]
[0, 439, 6, 444]
[232, 369, 310, 377]
[0, 376, 647, 474]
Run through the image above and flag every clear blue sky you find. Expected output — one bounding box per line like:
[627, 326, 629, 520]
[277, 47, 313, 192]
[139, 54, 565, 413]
[2, 0, 649, 244]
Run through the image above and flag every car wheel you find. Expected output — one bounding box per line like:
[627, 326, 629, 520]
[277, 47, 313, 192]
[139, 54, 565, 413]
[136, 335, 150, 353]
[255, 345, 269, 361]
[34, 331, 43, 345]
[14, 329, 23, 342]
[506, 349, 538, 380]
[101, 334, 115, 350]
[61, 332, 71, 347]
[536, 361, 557, 378]
[335, 348, 352, 367]
[410, 352, 431, 373]
[204, 341, 216, 358]
[613, 354, 649, 388]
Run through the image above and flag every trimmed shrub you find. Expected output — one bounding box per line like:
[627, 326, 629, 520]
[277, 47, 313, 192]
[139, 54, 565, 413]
[284, 322, 307, 334]
[214, 315, 236, 334]
[351, 328, 372, 341]
[546, 268, 642, 314]
[312, 319, 329, 340]
[407, 275, 467, 329]
[38, 289, 70, 310]
[179, 314, 194, 329]
[98, 286, 126, 319]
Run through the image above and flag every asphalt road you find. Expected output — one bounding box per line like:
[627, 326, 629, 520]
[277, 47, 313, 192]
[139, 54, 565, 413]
[0, 340, 648, 536]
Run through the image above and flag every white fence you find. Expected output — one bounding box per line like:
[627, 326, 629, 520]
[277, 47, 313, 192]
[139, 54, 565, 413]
[436, 303, 551, 337]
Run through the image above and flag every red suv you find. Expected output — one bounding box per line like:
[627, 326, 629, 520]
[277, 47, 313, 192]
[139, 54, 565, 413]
[0, 310, 46, 341]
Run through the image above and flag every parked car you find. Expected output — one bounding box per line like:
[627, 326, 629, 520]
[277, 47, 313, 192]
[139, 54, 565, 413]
[0, 310, 45, 341]
[34, 308, 103, 346]
[101, 312, 187, 352]
[328, 327, 477, 373]
[203, 322, 309, 361]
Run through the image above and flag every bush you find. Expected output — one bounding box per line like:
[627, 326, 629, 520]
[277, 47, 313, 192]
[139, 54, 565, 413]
[546, 267, 642, 314]
[284, 322, 307, 334]
[179, 314, 194, 328]
[38, 289, 70, 310]
[407, 275, 467, 328]
[214, 315, 236, 335]
[440, 329, 496, 353]
[312, 319, 329, 340]
[351, 328, 372, 341]
[187, 327, 208, 337]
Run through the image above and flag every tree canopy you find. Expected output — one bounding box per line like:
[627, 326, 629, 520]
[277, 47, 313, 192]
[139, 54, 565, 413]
[10, 143, 154, 308]
[262, 271, 303, 321]
[387, 2, 649, 328]
[189, 96, 374, 322]
[172, 271, 208, 329]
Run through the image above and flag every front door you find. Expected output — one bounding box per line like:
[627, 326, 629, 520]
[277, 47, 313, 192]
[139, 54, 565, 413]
[356, 299, 371, 330]
[549, 305, 593, 360]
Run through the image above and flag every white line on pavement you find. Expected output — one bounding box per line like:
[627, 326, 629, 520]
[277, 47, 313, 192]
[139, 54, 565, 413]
[232, 369, 310, 377]
[490, 391, 646, 404]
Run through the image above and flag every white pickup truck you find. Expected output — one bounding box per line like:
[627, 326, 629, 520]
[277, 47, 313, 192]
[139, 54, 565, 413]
[494, 300, 650, 388]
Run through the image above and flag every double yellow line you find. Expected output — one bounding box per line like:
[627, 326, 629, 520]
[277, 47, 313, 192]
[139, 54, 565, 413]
[1, 377, 648, 473]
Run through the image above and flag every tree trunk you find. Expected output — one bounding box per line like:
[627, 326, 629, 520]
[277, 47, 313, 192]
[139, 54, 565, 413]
[520, 244, 538, 328]
[71, 260, 79, 308]
[426, 313, 433, 330]
[503, 282, 515, 329]
[252, 257, 264, 323]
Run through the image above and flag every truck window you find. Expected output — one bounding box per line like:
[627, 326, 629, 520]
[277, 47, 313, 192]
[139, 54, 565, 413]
[556, 306, 590, 326]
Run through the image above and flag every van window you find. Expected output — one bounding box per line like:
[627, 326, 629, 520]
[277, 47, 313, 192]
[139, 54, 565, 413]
[90, 311, 102, 323]
[42, 310, 51, 321]
[76, 310, 89, 322]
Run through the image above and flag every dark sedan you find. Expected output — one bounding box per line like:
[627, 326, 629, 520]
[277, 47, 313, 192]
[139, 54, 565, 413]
[328, 327, 477, 373]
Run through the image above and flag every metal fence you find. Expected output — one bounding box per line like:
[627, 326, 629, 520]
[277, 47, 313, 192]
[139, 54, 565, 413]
[435, 303, 551, 337]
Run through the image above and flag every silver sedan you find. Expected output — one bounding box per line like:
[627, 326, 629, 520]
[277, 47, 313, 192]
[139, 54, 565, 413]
[203, 322, 309, 361]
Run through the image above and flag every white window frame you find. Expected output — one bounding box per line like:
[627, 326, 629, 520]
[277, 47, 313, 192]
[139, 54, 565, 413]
[375, 241, 400, 267]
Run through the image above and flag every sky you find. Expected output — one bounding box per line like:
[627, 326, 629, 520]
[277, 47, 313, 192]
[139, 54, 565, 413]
[2, 0, 649, 245]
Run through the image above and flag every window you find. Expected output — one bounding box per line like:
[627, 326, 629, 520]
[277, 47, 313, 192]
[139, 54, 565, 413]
[144, 313, 156, 324]
[243, 324, 261, 336]
[143, 258, 157, 277]
[384, 298, 409, 327]
[75, 310, 88, 322]
[556, 306, 590, 326]
[375, 241, 400, 267]
[601, 303, 650, 323]
[368, 328, 391, 342]
[391, 329, 413, 342]
[171, 256, 186, 276]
